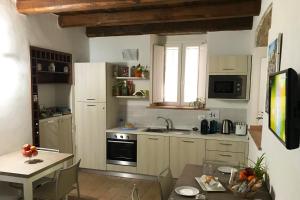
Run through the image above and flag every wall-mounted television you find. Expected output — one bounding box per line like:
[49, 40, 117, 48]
[269, 68, 300, 150]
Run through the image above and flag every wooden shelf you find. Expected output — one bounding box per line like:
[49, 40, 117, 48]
[114, 77, 148, 80]
[38, 71, 69, 75]
[249, 125, 263, 150]
[115, 96, 149, 99]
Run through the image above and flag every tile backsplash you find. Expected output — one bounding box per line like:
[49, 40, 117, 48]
[118, 103, 246, 129]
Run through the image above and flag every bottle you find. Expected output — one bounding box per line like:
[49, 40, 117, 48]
[121, 81, 128, 96]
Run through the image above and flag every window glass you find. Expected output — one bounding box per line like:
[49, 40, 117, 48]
[164, 47, 179, 102]
[184, 46, 199, 102]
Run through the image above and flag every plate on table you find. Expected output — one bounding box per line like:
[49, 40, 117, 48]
[217, 166, 236, 174]
[195, 175, 226, 192]
[175, 186, 199, 196]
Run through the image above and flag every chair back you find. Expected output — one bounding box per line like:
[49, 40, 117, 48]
[55, 159, 81, 199]
[131, 184, 140, 200]
[158, 168, 174, 200]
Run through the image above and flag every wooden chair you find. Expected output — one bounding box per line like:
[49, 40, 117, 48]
[131, 184, 140, 200]
[158, 168, 174, 200]
[34, 159, 81, 200]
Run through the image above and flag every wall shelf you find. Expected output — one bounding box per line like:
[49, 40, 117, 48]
[114, 77, 149, 80]
[115, 96, 149, 99]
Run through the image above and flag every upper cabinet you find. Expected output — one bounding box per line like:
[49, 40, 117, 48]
[75, 63, 106, 102]
[208, 55, 251, 75]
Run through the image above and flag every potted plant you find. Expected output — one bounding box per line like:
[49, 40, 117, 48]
[134, 64, 149, 78]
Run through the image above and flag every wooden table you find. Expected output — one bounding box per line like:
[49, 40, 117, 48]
[169, 164, 272, 200]
[0, 150, 73, 200]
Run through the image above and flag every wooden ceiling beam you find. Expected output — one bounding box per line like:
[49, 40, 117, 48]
[17, 0, 213, 14]
[58, 0, 261, 27]
[86, 17, 253, 37]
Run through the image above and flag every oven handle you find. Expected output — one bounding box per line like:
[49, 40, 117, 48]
[107, 140, 135, 144]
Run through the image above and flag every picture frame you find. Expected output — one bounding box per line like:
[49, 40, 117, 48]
[265, 33, 283, 113]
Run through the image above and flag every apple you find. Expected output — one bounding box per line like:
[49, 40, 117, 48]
[23, 144, 31, 151]
[30, 146, 37, 151]
[23, 150, 32, 157]
[32, 150, 38, 156]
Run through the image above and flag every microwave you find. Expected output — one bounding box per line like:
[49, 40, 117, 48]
[208, 75, 250, 100]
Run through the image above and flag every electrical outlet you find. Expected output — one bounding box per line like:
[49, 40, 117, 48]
[197, 115, 206, 121]
[206, 110, 219, 120]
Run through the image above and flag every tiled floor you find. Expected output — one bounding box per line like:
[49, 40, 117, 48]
[69, 171, 161, 200]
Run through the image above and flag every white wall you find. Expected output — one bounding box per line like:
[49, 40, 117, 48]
[0, 0, 89, 156]
[248, 0, 300, 199]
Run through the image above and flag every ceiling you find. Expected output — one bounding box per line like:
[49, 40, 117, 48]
[16, 0, 261, 37]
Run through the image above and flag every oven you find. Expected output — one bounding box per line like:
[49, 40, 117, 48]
[208, 75, 249, 100]
[106, 132, 137, 166]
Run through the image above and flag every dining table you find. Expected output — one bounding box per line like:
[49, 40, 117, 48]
[0, 150, 73, 200]
[169, 164, 272, 200]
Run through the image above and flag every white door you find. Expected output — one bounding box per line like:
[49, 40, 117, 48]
[75, 63, 106, 102]
[75, 102, 106, 170]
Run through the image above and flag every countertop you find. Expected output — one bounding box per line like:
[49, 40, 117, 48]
[106, 127, 249, 142]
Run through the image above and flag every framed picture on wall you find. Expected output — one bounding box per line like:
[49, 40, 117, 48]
[265, 33, 283, 113]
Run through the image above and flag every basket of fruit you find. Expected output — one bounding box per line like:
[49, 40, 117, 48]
[22, 144, 38, 164]
[229, 154, 266, 199]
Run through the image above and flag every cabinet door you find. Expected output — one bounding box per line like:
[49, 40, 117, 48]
[137, 135, 169, 176]
[58, 115, 73, 154]
[170, 137, 205, 178]
[75, 63, 106, 102]
[75, 102, 106, 170]
[39, 118, 59, 150]
[209, 55, 249, 75]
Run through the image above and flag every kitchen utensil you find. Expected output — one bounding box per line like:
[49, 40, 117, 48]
[221, 119, 233, 134]
[200, 119, 209, 134]
[195, 176, 226, 192]
[235, 122, 247, 136]
[209, 120, 218, 134]
[175, 186, 199, 196]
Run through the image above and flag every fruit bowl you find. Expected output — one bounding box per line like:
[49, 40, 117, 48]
[21, 144, 38, 164]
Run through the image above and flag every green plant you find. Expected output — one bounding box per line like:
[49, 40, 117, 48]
[250, 153, 266, 180]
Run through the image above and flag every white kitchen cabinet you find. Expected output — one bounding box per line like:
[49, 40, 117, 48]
[39, 115, 73, 154]
[209, 55, 251, 75]
[137, 134, 169, 176]
[75, 63, 106, 102]
[75, 102, 106, 170]
[170, 137, 205, 178]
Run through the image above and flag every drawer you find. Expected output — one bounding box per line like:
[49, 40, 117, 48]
[107, 164, 137, 173]
[206, 140, 246, 153]
[206, 150, 245, 166]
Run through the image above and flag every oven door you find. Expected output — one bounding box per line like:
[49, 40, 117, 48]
[208, 75, 247, 99]
[106, 138, 137, 166]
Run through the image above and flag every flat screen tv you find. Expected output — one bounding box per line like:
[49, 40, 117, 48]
[269, 68, 300, 150]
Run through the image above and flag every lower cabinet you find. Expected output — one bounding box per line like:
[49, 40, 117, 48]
[137, 135, 169, 176]
[170, 137, 205, 178]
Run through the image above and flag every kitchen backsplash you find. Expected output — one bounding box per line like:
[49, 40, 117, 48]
[118, 103, 247, 129]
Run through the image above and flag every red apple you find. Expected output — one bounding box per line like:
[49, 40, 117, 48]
[32, 150, 38, 156]
[23, 144, 31, 151]
[24, 150, 32, 157]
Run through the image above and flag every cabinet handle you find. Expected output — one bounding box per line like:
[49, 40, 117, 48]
[86, 98, 96, 100]
[219, 143, 233, 146]
[219, 154, 232, 157]
[87, 105, 96, 107]
[47, 120, 55, 123]
[222, 68, 235, 71]
[148, 138, 159, 140]
[183, 140, 194, 143]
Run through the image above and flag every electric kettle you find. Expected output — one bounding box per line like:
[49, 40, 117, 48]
[221, 119, 234, 134]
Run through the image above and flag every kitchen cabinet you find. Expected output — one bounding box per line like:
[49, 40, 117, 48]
[205, 139, 248, 166]
[209, 55, 251, 75]
[39, 115, 73, 154]
[137, 134, 169, 176]
[75, 102, 106, 170]
[75, 63, 106, 103]
[170, 137, 205, 178]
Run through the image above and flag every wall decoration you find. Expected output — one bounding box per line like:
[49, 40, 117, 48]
[265, 33, 283, 113]
[122, 49, 139, 61]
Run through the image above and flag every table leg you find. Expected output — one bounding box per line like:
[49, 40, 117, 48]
[23, 181, 33, 200]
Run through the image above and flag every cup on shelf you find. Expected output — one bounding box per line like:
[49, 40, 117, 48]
[48, 63, 55, 72]
[37, 63, 42, 71]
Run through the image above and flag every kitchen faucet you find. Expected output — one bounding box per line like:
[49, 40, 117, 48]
[157, 116, 173, 130]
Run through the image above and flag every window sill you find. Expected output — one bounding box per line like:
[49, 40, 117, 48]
[249, 125, 263, 151]
[147, 104, 208, 110]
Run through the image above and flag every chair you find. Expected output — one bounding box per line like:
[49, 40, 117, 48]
[34, 159, 81, 200]
[158, 168, 174, 200]
[131, 184, 140, 200]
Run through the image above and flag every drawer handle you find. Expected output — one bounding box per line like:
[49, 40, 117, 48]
[87, 105, 96, 107]
[183, 140, 194, 143]
[47, 120, 55, 123]
[86, 98, 96, 100]
[148, 138, 159, 140]
[219, 154, 232, 157]
[219, 143, 233, 146]
[222, 68, 235, 71]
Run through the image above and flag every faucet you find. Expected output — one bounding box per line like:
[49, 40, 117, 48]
[157, 116, 173, 130]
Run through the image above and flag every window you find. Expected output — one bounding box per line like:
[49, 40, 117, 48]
[162, 43, 207, 105]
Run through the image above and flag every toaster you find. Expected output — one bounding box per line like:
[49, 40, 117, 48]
[235, 122, 247, 136]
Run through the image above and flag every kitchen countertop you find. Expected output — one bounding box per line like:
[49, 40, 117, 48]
[106, 127, 249, 142]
